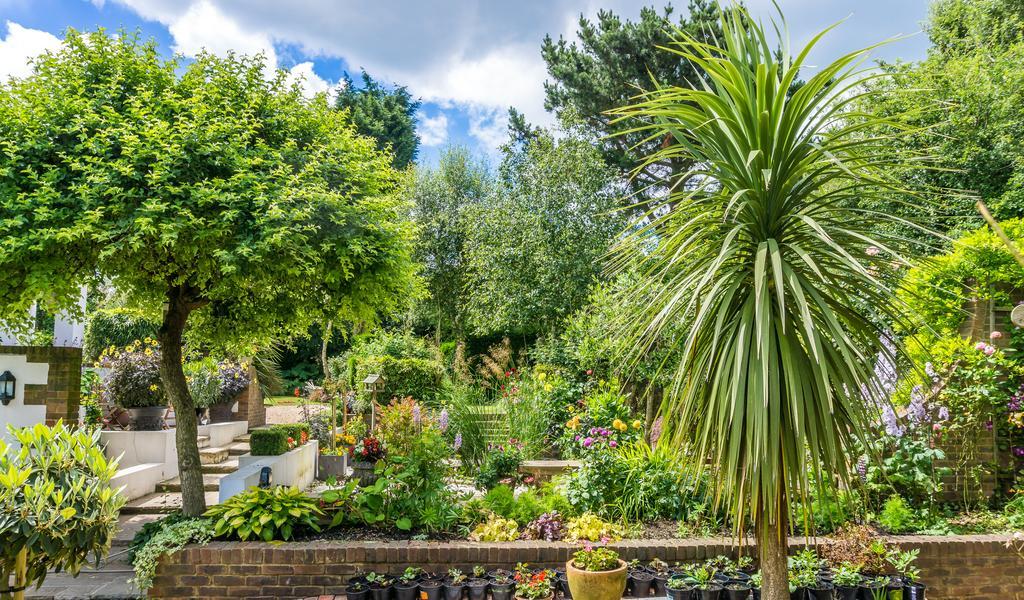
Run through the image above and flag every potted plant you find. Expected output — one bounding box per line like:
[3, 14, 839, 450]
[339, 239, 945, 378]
[104, 342, 167, 430]
[859, 576, 888, 600]
[350, 436, 385, 486]
[420, 573, 443, 600]
[737, 558, 755, 575]
[749, 573, 762, 600]
[788, 566, 817, 600]
[366, 572, 394, 600]
[565, 545, 628, 600]
[445, 568, 468, 600]
[832, 564, 861, 600]
[491, 571, 516, 600]
[629, 558, 655, 598]
[686, 566, 724, 600]
[514, 565, 556, 600]
[887, 550, 921, 600]
[467, 567, 489, 600]
[651, 558, 671, 596]
[806, 578, 834, 600]
[347, 580, 370, 600]
[395, 568, 421, 600]
[208, 359, 250, 422]
[667, 576, 696, 600]
[725, 580, 751, 600]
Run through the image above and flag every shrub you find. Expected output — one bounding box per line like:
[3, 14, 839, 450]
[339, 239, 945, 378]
[572, 546, 619, 571]
[482, 484, 517, 518]
[82, 308, 158, 363]
[468, 514, 520, 541]
[0, 423, 126, 590]
[565, 513, 623, 542]
[330, 331, 444, 405]
[205, 486, 322, 541]
[878, 495, 919, 534]
[101, 340, 166, 408]
[378, 396, 430, 457]
[521, 511, 565, 541]
[441, 381, 489, 466]
[185, 357, 222, 408]
[250, 427, 289, 456]
[130, 517, 212, 592]
[476, 441, 524, 489]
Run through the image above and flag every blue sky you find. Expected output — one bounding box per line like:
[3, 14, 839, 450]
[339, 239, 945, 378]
[0, 1, 932, 166]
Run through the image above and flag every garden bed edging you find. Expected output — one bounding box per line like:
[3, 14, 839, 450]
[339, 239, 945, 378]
[150, 534, 1023, 600]
[219, 440, 318, 502]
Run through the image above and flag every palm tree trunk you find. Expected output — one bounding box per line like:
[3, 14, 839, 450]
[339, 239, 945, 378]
[758, 494, 790, 600]
[158, 286, 206, 517]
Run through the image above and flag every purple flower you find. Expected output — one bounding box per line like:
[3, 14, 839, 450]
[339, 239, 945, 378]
[856, 456, 867, 481]
[582, 437, 594, 448]
[412, 404, 421, 425]
[924, 361, 939, 383]
[908, 386, 928, 424]
[609, 440, 618, 448]
[1013, 446, 1024, 458]
[882, 405, 904, 437]
[439, 409, 449, 432]
[937, 406, 949, 421]
[454, 433, 462, 450]
[986, 420, 993, 431]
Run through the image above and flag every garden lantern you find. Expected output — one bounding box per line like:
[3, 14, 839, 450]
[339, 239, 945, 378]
[0, 370, 15, 406]
[362, 373, 384, 431]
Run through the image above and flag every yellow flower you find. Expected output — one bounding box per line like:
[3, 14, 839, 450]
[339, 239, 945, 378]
[566, 416, 580, 430]
[144, 348, 153, 356]
[632, 419, 643, 429]
[537, 372, 547, 381]
[544, 383, 553, 392]
[149, 384, 158, 391]
[612, 418, 626, 432]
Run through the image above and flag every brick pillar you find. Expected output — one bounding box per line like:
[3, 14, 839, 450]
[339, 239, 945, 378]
[233, 364, 265, 429]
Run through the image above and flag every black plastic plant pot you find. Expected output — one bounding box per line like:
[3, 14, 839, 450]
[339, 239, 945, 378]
[492, 582, 515, 600]
[807, 583, 834, 600]
[558, 576, 573, 599]
[443, 583, 465, 600]
[790, 587, 806, 600]
[420, 581, 443, 600]
[466, 579, 489, 600]
[713, 573, 730, 585]
[395, 584, 419, 600]
[653, 576, 669, 596]
[751, 589, 761, 600]
[667, 586, 695, 600]
[727, 572, 752, 584]
[632, 572, 655, 598]
[488, 570, 513, 582]
[725, 583, 750, 600]
[370, 585, 393, 600]
[858, 581, 885, 600]
[835, 586, 858, 600]
[700, 584, 725, 600]
[349, 576, 369, 587]
[903, 582, 925, 600]
[347, 587, 370, 600]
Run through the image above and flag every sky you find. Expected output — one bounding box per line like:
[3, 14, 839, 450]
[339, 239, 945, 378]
[0, 0, 933, 165]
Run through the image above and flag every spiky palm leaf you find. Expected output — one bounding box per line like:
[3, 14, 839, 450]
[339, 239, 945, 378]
[607, 5, 934, 580]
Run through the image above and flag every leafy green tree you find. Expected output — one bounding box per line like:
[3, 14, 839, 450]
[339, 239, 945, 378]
[0, 30, 417, 516]
[861, 0, 1024, 241]
[610, 9, 932, 599]
[541, 2, 721, 195]
[463, 128, 621, 338]
[336, 70, 421, 169]
[410, 147, 492, 339]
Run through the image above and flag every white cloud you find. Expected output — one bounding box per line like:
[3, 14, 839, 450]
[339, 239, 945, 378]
[286, 61, 335, 100]
[0, 21, 61, 81]
[167, 0, 276, 68]
[418, 112, 449, 147]
[466, 106, 508, 152]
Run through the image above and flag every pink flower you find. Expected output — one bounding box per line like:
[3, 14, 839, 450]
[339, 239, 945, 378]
[609, 440, 618, 448]
[975, 341, 988, 351]
[984, 345, 997, 356]
[991, 331, 1003, 339]
[866, 246, 880, 256]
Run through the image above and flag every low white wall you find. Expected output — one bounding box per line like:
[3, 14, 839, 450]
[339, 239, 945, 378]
[100, 429, 178, 501]
[219, 440, 318, 502]
[197, 420, 248, 447]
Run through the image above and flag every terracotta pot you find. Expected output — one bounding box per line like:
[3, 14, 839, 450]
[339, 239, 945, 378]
[566, 559, 627, 600]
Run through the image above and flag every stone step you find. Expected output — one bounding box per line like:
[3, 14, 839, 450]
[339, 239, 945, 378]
[234, 433, 251, 443]
[226, 441, 250, 456]
[121, 491, 220, 515]
[156, 473, 226, 493]
[197, 435, 210, 449]
[202, 456, 240, 474]
[199, 446, 229, 464]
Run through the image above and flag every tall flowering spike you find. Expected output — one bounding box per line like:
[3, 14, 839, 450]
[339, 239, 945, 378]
[438, 408, 449, 432]
[882, 405, 904, 437]
[454, 432, 462, 450]
[412, 404, 421, 425]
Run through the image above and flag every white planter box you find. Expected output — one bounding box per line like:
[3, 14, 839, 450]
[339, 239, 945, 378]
[99, 429, 178, 501]
[218, 440, 318, 502]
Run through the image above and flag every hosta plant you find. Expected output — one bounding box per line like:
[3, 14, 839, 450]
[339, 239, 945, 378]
[565, 513, 623, 542]
[468, 514, 520, 542]
[205, 486, 322, 541]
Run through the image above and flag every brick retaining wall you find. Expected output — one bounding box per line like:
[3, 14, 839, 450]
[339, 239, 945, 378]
[151, 535, 1023, 600]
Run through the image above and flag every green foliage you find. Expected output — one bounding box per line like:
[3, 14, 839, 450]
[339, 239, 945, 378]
[440, 381, 489, 467]
[877, 495, 920, 534]
[858, 434, 949, 507]
[82, 307, 159, 364]
[205, 486, 322, 541]
[572, 546, 620, 571]
[609, 6, 935, 566]
[330, 331, 444, 405]
[831, 564, 862, 587]
[540, 1, 721, 198]
[886, 549, 920, 582]
[463, 128, 621, 337]
[250, 427, 290, 456]
[410, 147, 491, 338]
[335, 69, 421, 169]
[0, 423, 126, 589]
[468, 514, 520, 542]
[564, 512, 623, 542]
[102, 341, 166, 409]
[129, 517, 212, 592]
[476, 443, 524, 490]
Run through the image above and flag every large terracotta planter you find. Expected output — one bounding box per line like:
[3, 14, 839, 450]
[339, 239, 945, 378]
[565, 559, 627, 600]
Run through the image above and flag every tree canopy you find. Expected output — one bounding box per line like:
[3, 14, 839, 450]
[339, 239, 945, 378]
[335, 70, 421, 169]
[0, 29, 418, 515]
[541, 1, 721, 197]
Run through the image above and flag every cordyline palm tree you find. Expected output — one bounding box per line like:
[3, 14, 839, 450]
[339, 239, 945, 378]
[608, 7, 933, 600]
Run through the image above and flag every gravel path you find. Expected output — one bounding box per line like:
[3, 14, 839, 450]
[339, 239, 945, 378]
[265, 402, 330, 425]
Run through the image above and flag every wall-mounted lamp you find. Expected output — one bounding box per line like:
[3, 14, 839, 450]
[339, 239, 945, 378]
[0, 371, 15, 406]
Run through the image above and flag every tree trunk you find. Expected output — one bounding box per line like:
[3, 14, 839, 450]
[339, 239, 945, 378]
[321, 320, 332, 380]
[158, 286, 206, 517]
[758, 495, 791, 600]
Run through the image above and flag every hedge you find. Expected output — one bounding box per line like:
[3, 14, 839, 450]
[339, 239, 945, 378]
[353, 355, 445, 405]
[82, 309, 159, 363]
[249, 424, 312, 456]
